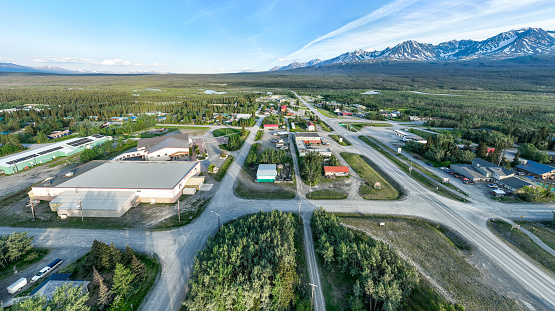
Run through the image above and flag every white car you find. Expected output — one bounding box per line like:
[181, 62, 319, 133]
[31, 267, 49, 283]
[487, 184, 498, 188]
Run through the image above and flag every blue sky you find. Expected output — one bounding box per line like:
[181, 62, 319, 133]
[1, 0, 555, 73]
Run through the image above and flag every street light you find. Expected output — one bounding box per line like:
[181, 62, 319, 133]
[211, 211, 221, 229]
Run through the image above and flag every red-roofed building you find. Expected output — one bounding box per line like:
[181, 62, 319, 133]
[307, 121, 315, 131]
[264, 124, 279, 130]
[324, 166, 349, 177]
[281, 105, 287, 113]
[304, 140, 321, 145]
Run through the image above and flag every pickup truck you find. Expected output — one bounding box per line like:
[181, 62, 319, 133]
[30, 259, 63, 283]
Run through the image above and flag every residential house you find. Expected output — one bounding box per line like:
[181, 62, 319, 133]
[324, 166, 349, 177]
[307, 121, 315, 131]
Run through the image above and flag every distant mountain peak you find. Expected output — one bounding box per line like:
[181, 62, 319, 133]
[271, 27, 555, 71]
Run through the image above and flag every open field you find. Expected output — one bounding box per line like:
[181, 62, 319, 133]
[306, 189, 347, 200]
[339, 215, 522, 311]
[340, 152, 401, 200]
[212, 128, 241, 137]
[489, 220, 555, 275]
[329, 134, 351, 146]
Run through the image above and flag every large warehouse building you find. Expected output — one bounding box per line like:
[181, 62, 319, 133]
[31, 160, 202, 218]
[0, 134, 111, 175]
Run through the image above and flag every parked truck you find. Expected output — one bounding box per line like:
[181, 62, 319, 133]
[30, 259, 63, 283]
[7, 278, 27, 294]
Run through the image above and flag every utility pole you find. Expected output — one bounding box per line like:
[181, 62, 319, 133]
[30, 199, 36, 221]
[309, 283, 318, 310]
[79, 199, 84, 222]
[298, 202, 301, 224]
[211, 211, 220, 229]
[177, 199, 181, 223]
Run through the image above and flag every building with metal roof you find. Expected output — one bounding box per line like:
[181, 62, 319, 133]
[257, 164, 277, 182]
[31, 161, 201, 217]
[516, 160, 555, 179]
[0, 135, 110, 175]
[497, 177, 535, 193]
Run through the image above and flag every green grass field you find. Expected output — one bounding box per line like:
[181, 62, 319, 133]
[329, 134, 351, 146]
[341, 152, 400, 200]
[212, 128, 241, 137]
[306, 189, 347, 200]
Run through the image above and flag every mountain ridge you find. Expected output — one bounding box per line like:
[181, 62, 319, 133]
[271, 27, 555, 71]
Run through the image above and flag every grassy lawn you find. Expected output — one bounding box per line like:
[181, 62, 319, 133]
[367, 123, 393, 127]
[408, 128, 438, 139]
[0, 248, 49, 282]
[212, 128, 241, 137]
[317, 108, 337, 118]
[213, 155, 234, 181]
[341, 152, 401, 200]
[234, 180, 296, 200]
[489, 220, 555, 275]
[254, 130, 263, 141]
[319, 121, 333, 132]
[339, 215, 521, 311]
[359, 136, 468, 202]
[517, 222, 555, 250]
[329, 134, 351, 146]
[218, 131, 249, 151]
[306, 189, 347, 200]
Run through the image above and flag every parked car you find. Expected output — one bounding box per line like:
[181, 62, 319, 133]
[440, 167, 448, 171]
[448, 171, 455, 175]
[426, 163, 434, 167]
[487, 184, 498, 188]
[463, 180, 475, 185]
[462, 178, 470, 181]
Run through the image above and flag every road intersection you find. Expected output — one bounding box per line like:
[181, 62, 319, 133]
[0, 95, 554, 310]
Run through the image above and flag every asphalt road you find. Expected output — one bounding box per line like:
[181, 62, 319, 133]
[1, 102, 555, 310]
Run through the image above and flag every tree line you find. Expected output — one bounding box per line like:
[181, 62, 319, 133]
[0, 232, 33, 269]
[312, 209, 418, 311]
[184, 210, 310, 311]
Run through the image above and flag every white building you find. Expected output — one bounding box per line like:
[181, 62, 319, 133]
[115, 134, 191, 161]
[31, 161, 201, 217]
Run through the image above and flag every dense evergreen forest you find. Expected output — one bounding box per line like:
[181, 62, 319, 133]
[184, 211, 310, 311]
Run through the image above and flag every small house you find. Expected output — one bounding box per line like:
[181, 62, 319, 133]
[324, 166, 349, 177]
[307, 121, 315, 131]
[264, 124, 279, 130]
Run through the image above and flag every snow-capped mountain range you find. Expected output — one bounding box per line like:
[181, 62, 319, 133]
[271, 27, 555, 71]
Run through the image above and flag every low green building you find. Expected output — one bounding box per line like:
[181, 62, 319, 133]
[0, 135, 111, 175]
[256, 164, 277, 182]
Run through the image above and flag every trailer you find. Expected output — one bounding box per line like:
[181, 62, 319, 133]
[7, 278, 27, 294]
[30, 259, 63, 283]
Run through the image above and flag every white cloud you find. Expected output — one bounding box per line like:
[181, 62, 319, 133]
[277, 58, 295, 62]
[281, 0, 555, 63]
[0, 56, 10, 61]
[287, 0, 421, 58]
[33, 56, 165, 67]
[216, 67, 225, 72]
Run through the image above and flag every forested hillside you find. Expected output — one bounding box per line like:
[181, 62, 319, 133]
[184, 210, 310, 310]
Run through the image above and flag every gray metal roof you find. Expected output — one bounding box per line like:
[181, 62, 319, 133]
[137, 133, 189, 150]
[450, 164, 487, 180]
[56, 161, 198, 189]
[295, 132, 320, 138]
[517, 160, 555, 175]
[51, 191, 136, 211]
[472, 158, 495, 168]
[257, 164, 277, 177]
[499, 177, 534, 189]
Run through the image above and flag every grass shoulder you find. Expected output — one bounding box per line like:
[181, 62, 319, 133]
[340, 152, 401, 200]
[489, 219, 555, 276]
[306, 189, 347, 200]
[329, 134, 351, 146]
